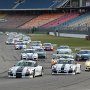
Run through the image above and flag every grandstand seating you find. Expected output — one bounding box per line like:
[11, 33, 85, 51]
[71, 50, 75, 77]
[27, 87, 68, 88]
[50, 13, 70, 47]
[63, 12, 90, 28]
[19, 13, 62, 29]
[0, 14, 36, 29]
[41, 13, 79, 28]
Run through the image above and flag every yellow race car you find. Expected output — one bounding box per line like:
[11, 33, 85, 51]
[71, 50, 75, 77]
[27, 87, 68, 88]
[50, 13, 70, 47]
[85, 60, 90, 71]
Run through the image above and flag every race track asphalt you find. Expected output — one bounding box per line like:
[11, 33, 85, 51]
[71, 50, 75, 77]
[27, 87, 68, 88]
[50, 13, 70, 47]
[0, 34, 90, 90]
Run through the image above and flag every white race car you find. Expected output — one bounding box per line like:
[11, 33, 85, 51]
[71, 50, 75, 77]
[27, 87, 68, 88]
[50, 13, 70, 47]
[8, 60, 43, 78]
[22, 36, 31, 44]
[52, 58, 81, 75]
[56, 45, 72, 54]
[51, 53, 74, 66]
[14, 42, 26, 50]
[5, 38, 15, 45]
[21, 49, 38, 60]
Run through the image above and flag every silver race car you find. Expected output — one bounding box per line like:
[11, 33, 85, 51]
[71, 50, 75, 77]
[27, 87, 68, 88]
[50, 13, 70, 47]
[21, 49, 38, 60]
[52, 58, 81, 75]
[8, 60, 43, 78]
[36, 48, 46, 59]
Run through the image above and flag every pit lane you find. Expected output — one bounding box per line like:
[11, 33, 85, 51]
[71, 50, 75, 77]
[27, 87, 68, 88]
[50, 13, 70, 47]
[0, 34, 90, 90]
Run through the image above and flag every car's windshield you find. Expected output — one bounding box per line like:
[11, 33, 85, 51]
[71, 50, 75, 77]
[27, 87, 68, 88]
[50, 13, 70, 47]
[57, 60, 74, 64]
[23, 50, 35, 53]
[31, 41, 41, 44]
[78, 51, 90, 54]
[36, 49, 44, 52]
[31, 44, 41, 46]
[17, 43, 24, 45]
[58, 46, 69, 49]
[16, 61, 34, 67]
[8, 39, 13, 42]
[56, 51, 70, 54]
[52, 55, 61, 59]
[44, 44, 52, 46]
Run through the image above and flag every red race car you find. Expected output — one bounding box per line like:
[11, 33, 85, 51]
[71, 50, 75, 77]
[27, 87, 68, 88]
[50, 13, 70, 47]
[43, 43, 54, 51]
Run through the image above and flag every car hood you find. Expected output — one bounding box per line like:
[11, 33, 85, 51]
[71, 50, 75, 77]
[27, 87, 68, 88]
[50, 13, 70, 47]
[54, 64, 73, 71]
[32, 46, 41, 49]
[10, 66, 34, 73]
[21, 53, 33, 56]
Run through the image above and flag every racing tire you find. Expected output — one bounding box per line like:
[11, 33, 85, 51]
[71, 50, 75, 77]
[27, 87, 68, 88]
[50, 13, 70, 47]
[73, 70, 77, 75]
[32, 70, 35, 78]
[40, 68, 44, 76]
[21, 56, 22, 60]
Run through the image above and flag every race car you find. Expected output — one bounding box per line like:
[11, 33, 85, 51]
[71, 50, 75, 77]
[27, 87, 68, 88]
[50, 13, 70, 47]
[30, 43, 42, 49]
[36, 48, 46, 58]
[5, 38, 15, 45]
[30, 41, 42, 46]
[75, 50, 90, 61]
[85, 59, 90, 71]
[21, 49, 38, 60]
[22, 36, 31, 44]
[8, 60, 43, 78]
[14, 42, 26, 50]
[56, 45, 72, 54]
[51, 53, 74, 66]
[43, 43, 54, 51]
[51, 58, 81, 75]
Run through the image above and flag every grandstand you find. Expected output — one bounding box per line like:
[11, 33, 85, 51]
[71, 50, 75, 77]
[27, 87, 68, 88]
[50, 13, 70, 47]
[0, 0, 89, 35]
[41, 13, 79, 28]
[0, 14, 37, 29]
[19, 13, 63, 29]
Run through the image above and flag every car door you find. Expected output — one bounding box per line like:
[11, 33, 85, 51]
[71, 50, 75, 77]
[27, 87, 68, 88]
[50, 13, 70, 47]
[34, 62, 42, 76]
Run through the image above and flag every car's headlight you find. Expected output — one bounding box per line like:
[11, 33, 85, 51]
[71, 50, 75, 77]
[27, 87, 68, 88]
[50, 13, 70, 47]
[34, 54, 37, 57]
[27, 69, 33, 74]
[70, 66, 73, 70]
[52, 65, 57, 69]
[8, 68, 13, 72]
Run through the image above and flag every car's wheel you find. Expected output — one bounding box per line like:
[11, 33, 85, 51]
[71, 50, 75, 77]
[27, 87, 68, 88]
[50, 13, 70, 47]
[33, 70, 35, 78]
[40, 68, 44, 76]
[78, 65, 81, 74]
[73, 69, 77, 75]
[21, 56, 22, 59]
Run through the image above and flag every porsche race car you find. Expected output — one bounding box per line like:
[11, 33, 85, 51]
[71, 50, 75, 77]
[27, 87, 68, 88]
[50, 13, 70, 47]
[75, 50, 90, 61]
[21, 49, 38, 60]
[52, 58, 81, 75]
[43, 43, 54, 51]
[85, 59, 90, 71]
[56, 45, 72, 54]
[51, 54, 74, 66]
[8, 60, 43, 78]
[36, 48, 46, 58]
[14, 42, 26, 50]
